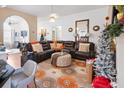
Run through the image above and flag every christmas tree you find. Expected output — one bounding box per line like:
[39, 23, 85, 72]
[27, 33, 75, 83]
[94, 29, 116, 82]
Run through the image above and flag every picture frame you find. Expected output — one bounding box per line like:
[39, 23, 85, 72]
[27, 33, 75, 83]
[75, 19, 89, 42]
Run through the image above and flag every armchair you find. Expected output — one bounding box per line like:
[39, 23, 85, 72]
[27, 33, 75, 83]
[11, 60, 37, 88]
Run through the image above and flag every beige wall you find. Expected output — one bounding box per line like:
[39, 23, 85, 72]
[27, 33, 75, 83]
[0, 8, 37, 43]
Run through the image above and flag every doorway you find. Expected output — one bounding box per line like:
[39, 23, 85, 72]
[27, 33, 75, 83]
[3, 15, 29, 48]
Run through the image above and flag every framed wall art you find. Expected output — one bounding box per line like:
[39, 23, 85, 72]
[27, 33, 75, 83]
[75, 19, 89, 42]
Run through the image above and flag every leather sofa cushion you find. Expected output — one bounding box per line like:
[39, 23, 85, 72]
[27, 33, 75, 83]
[63, 41, 75, 49]
[40, 41, 51, 51]
[36, 49, 54, 58]
[63, 49, 70, 53]
[45, 49, 55, 54]
[36, 52, 47, 61]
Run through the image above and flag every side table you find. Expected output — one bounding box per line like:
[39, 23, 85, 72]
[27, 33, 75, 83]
[86, 58, 96, 83]
[0, 52, 8, 61]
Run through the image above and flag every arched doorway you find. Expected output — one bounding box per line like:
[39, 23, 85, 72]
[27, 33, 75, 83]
[3, 15, 29, 48]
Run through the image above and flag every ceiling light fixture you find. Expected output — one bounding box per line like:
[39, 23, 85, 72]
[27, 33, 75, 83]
[49, 5, 58, 22]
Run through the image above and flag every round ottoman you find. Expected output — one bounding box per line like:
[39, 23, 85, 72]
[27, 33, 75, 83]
[51, 52, 71, 67]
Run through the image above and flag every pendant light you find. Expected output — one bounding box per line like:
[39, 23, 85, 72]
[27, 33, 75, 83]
[49, 5, 58, 22]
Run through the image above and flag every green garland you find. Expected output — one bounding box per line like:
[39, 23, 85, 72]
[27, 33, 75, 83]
[106, 22, 124, 37]
[117, 5, 124, 12]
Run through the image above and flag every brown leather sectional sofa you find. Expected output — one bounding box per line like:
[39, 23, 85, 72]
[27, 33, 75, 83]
[26, 41, 96, 63]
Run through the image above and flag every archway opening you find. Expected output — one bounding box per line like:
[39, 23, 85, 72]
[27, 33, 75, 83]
[3, 15, 29, 48]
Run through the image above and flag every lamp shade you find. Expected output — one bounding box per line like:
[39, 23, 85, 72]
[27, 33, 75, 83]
[49, 17, 55, 22]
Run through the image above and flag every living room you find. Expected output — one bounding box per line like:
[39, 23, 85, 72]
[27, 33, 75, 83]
[0, 4, 124, 89]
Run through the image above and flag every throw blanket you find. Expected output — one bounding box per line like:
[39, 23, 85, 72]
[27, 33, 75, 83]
[51, 52, 68, 66]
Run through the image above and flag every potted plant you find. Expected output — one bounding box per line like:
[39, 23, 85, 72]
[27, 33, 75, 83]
[40, 34, 44, 41]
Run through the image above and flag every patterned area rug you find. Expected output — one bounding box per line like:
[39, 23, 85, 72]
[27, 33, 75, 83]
[28, 59, 92, 88]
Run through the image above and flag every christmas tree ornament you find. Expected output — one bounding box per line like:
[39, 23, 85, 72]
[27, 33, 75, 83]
[119, 17, 124, 23]
[117, 12, 124, 20]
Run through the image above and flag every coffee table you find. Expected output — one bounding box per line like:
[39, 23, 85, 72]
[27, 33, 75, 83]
[51, 52, 71, 67]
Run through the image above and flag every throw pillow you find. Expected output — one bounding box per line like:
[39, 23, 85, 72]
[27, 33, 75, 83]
[50, 43, 55, 49]
[57, 43, 63, 48]
[32, 43, 43, 52]
[78, 43, 90, 52]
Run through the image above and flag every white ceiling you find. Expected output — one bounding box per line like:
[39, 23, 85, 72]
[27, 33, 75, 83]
[7, 5, 107, 17]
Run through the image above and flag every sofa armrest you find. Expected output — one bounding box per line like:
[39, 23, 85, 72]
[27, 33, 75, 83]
[89, 51, 96, 58]
[27, 51, 38, 55]
[63, 49, 70, 53]
[27, 51, 39, 61]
